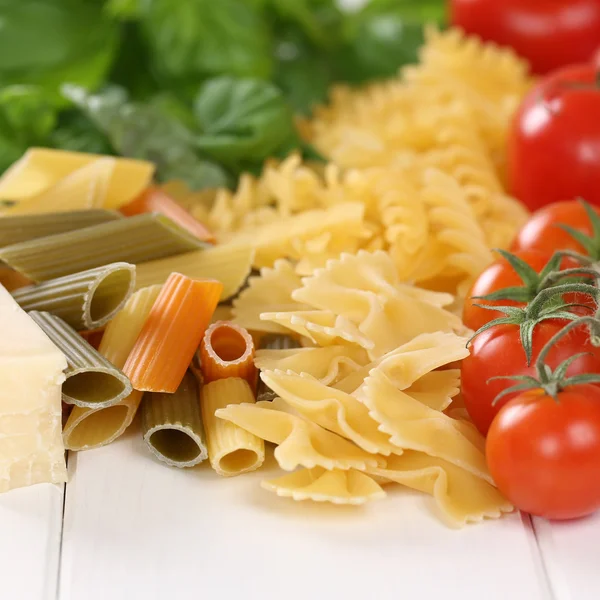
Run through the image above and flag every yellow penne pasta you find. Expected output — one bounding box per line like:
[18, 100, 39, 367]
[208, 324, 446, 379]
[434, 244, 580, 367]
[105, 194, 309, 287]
[0, 148, 154, 207]
[135, 240, 254, 301]
[201, 378, 265, 477]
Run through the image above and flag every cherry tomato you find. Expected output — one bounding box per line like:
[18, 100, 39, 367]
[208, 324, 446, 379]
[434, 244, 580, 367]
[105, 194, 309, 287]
[449, 0, 600, 75]
[463, 250, 553, 331]
[487, 386, 600, 519]
[508, 65, 600, 211]
[461, 321, 600, 435]
[511, 200, 598, 255]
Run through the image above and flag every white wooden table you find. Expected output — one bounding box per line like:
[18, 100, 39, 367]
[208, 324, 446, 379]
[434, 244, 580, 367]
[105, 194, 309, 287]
[2, 425, 598, 600]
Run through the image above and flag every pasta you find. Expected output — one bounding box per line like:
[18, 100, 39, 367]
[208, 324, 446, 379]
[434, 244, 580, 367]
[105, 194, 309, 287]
[266, 251, 462, 358]
[12, 262, 136, 331]
[255, 334, 302, 401]
[28, 311, 132, 409]
[0, 267, 32, 292]
[255, 345, 368, 387]
[366, 453, 513, 526]
[260, 369, 398, 456]
[142, 371, 207, 468]
[262, 468, 386, 505]
[216, 398, 384, 472]
[199, 321, 257, 388]
[356, 369, 491, 484]
[124, 274, 223, 392]
[1, 157, 116, 215]
[120, 186, 216, 243]
[0, 209, 122, 247]
[201, 378, 265, 477]
[231, 259, 308, 334]
[134, 239, 254, 301]
[0, 148, 154, 208]
[63, 286, 162, 451]
[0, 213, 208, 282]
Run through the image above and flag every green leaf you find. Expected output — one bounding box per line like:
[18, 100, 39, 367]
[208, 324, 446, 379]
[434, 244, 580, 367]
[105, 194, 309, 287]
[0, 85, 57, 172]
[140, 0, 273, 81]
[105, 0, 142, 21]
[193, 77, 298, 169]
[50, 112, 113, 155]
[64, 84, 231, 190]
[335, 0, 445, 84]
[0, 0, 119, 105]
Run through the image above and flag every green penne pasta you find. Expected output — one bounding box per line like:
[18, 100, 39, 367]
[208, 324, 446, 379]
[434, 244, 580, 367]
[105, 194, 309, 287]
[256, 334, 302, 402]
[12, 263, 136, 331]
[0, 213, 209, 282]
[141, 371, 208, 468]
[28, 311, 133, 409]
[0, 209, 122, 247]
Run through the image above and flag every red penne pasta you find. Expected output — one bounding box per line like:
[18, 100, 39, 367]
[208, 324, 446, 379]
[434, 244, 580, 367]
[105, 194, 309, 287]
[0, 266, 32, 292]
[120, 186, 216, 244]
[200, 321, 257, 389]
[123, 273, 223, 393]
[79, 328, 104, 350]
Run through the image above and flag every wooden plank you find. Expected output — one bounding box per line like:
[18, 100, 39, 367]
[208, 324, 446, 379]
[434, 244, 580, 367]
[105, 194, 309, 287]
[0, 483, 64, 600]
[59, 428, 549, 600]
[533, 514, 600, 600]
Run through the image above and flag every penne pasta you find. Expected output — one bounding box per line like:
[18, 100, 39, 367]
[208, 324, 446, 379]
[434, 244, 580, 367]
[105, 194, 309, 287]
[256, 334, 301, 402]
[0, 213, 209, 282]
[201, 377, 265, 477]
[12, 263, 136, 331]
[200, 321, 257, 389]
[0, 209, 122, 247]
[135, 240, 254, 301]
[28, 311, 132, 409]
[121, 186, 216, 243]
[63, 286, 162, 451]
[0, 267, 32, 292]
[123, 274, 223, 393]
[0, 147, 154, 207]
[79, 329, 104, 350]
[1, 157, 116, 215]
[63, 391, 143, 451]
[141, 371, 208, 468]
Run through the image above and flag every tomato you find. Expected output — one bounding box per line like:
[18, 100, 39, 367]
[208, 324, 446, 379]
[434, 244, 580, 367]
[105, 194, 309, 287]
[508, 65, 600, 211]
[487, 386, 600, 519]
[461, 321, 600, 435]
[512, 199, 598, 255]
[463, 250, 553, 331]
[449, 0, 600, 75]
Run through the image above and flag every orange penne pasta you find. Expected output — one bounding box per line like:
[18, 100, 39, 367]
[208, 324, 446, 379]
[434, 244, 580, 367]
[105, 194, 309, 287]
[79, 328, 104, 350]
[120, 186, 216, 244]
[0, 266, 32, 292]
[123, 273, 223, 392]
[200, 321, 257, 389]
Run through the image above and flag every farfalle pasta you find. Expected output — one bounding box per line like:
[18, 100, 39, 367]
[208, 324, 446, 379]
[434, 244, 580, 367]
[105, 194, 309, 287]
[216, 398, 384, 472]
[262, 467, 386, 506]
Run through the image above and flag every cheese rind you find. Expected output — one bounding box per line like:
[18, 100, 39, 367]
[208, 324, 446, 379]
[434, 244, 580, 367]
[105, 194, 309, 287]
[0, 285, 67, 493]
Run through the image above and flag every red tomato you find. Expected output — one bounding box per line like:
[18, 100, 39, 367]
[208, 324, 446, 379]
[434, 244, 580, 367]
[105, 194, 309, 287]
[508, 65, 600, 211]
[463, 250, 553, 331]
[449, 0, 600, 75]
[487, 386, 600, 519]
[461, 321, 600, 435]
[511, 199, 598, 255]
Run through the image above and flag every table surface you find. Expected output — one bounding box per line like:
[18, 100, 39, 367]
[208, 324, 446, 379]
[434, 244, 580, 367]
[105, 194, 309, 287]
[2, 426, 598, 600]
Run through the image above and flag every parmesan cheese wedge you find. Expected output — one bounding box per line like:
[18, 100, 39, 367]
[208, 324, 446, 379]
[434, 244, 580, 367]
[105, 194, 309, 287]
[0, 284, 68, 493]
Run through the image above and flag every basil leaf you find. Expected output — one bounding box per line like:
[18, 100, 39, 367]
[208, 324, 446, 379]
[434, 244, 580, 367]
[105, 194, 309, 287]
[193, 77, 298, 169]
[64, 84, 231, 190]
[140, 0, 273, 81]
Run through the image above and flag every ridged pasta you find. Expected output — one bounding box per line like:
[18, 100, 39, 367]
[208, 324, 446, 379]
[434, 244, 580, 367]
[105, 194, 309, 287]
[216, 397, 384, 472]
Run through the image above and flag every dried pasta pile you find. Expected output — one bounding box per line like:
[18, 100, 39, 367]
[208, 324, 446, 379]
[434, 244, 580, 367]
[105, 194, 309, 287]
[0, 27, 532, 527]
[170, 27, 532, 298]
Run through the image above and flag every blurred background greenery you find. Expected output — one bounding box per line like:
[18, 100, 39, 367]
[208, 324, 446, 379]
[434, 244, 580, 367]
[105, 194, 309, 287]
[0, 0, 445, 186]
